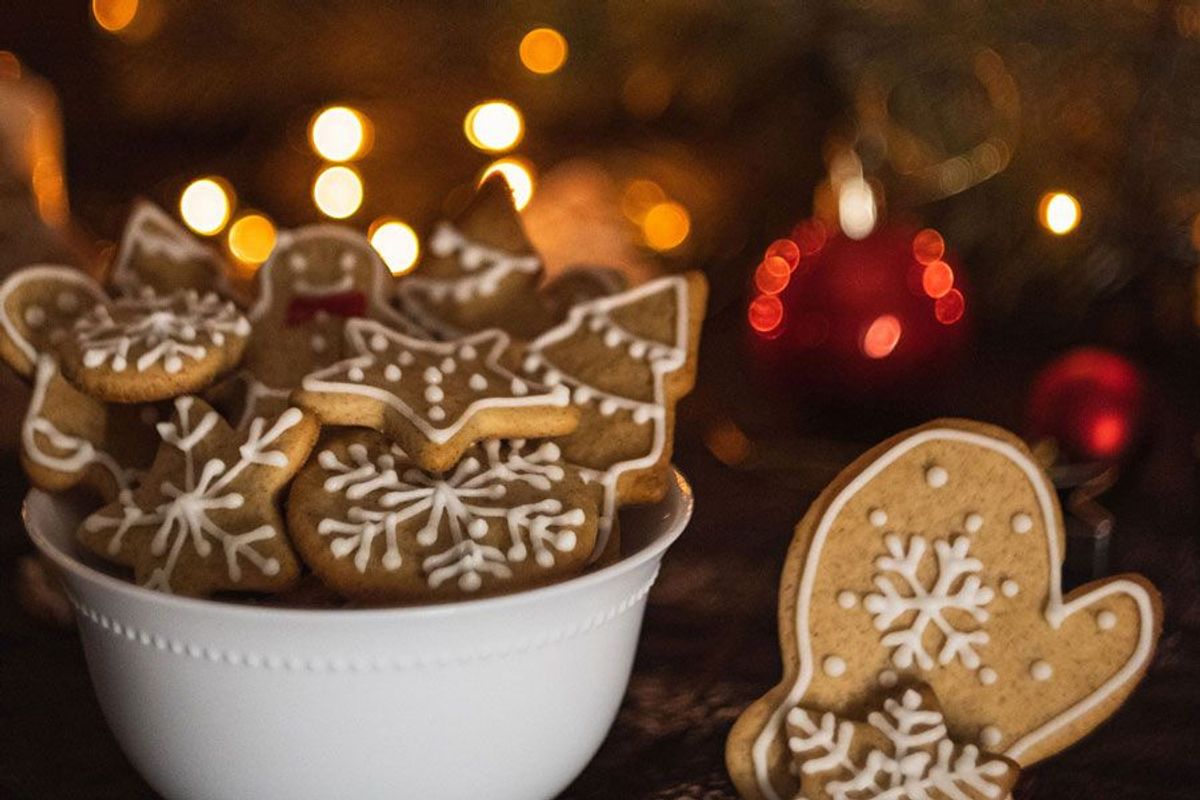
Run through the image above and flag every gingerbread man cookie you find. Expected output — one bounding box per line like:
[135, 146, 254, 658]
[727, 419, 1162, 800]
[0, 264, 108, 378]
[107, 201, 230, 298]
[294, 319, 578, 472]
[78, 396, 318, 596]
[287, 429, 597, 601]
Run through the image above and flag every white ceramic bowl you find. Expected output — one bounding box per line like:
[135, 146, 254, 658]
[24, 471, 693, 800]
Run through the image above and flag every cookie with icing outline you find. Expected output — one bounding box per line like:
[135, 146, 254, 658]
[0, 264, 108, 378]
[56, 287, 250, 403]
[397, 175, 552, 339]
[517, 272, 707, 560]
[727, 418, 1162, 800]
[107, 200, 231, 299]
[294, 318, 578, 472]
[287, 429, 598, 601]
[78, 396, 318, 597]
[786, 683, 1019, 800]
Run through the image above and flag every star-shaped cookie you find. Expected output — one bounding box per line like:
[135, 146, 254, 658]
[78, 396, 318, 596]
[293, 319, 578, 471]
[786, 684, 1020, 800]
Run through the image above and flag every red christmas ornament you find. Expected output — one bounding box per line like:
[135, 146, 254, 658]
[1026, 348, 1145, 462]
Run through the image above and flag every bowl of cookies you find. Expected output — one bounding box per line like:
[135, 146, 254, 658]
[7, 180, 706, 800]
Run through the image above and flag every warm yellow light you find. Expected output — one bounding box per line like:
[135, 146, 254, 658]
[1039, 191, 1081, 235]
[620, 179, 666, 224]
[309, 106, 369, 162]
[642, 201, 690, 251]
[92, 0, 139, 33]
[519, 28, 568, 75]
[179, 177, 233, 236]
[312, 165, 363, 219]
[479, 158, 535, 211]
[227, 213, 276, 266]
[369, 218, 420, 275]
[464, 101, 524, 153]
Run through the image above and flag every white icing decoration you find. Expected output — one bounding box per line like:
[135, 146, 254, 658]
[315, 439, 583, 588]
[925, 465, 949, 488]
[469, 373, 487, 391]
[1001, 579, 1019, 598]
[425, 385, 444, 403]
[57, 292, 79, 312]
[1030, 660, 1052, 681]
[1097, 610, 1117, 631]
[837, 591, 858, 609]
[1011, 512, 1033, 534]
[428, 406, 446, 422]
[868, 508, 888, 528]
[81, 399, 303, 593]
[24, 305, 45, 327]
[748, 428, 1160, 800]
[0, 265, 108, 367]
[978, 667, 998, 686]
[863, 533, 994, 671]
[964, 512, 983, 534]
[980, 725, 1003, 749]
[823, 655, 847, 677]
[787, 689, 1011, 800]
[878, 670, 898, 688]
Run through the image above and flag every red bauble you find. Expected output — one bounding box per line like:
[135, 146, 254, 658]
[747, 221, 970, 398]
[1026, 348, 1145, 462]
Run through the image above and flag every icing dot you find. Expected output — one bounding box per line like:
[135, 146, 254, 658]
[603, 330, 622, 348]
[964, 512, 983, 534]
[56, 292, 79, 312]
[632, 405, 653, 424]
[423, 367, 442, 384]
[1030, 660, 1053, 681]
[289, 254, 307, 271]
[467, 518, 489, 538]
[428, 405, 446, 422]
[588, 315, 604, 332]
[1097, 610, 1117, 631]
[340, 251, 357, 270]
[573, 386, 593, 404]
[468, 374, 487, 391]
[837, 591, 858, 609]
[384, 364, 402, 382]
[459, 345, 477, 360]
[1001, 579, 1019, 598]
[511, 378, 528, 396]
[425, 385, 445, 403]
[348, 367, 365, 382]
[978, 667, 998, 686]
[310, 334, 327, 353]
[822, 655, 847, 678]
[628, 340, 647, 358]
[523, 354, 541, 372]
[165, 355, 183, 373]
[440, 357, 456, 374]
[868, 508, 888, 528]
[980, 726, 1003, 748]
[23, 305, 45, 327]
[382, 551, 402, 570]
[599, 399, 619, 416]
[399, 351, 415, 366]
[263, 558, 281, 576]
[459, 572, 482, 592]
[878, 670, 898, 688]
[925, 465, 949, 488]
[1011, 513, 1033, 534]
[370, 333, 389, 352]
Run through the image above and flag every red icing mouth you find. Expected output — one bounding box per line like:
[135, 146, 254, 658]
[286, 291, 367, 325]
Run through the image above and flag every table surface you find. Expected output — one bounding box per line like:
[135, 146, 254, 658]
[1, 306, 1198, 800]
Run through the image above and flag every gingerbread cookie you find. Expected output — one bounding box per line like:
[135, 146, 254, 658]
[287, 430, 597, 601]
[397, 175, 552, 339]
[786, 684, 1020, 800]
[540, 266, 629, 324]
[107, 201, 229, 298]
[727, 419, 1162, 800]
[236, 225, 423, 425]
[78, 396, 317, 596]
[294, 319, 578, 472]
[0, 264, 108, 378]
[517, 272, 707, 559]
[56, 288, 250, 403]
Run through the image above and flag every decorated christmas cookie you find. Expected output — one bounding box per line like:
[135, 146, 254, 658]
[234, 225, 423, 426]
[287, 429, 598, 601]
[517, 272, 707, 558]
[397, 175, 552, 339]
[57, 288, 250, 403]
[107, 201, 229, 298]
[78, 396, 318, 596]
[0, 264, 108, 378]
[21, 355, 160, 499]
[786, 684, 1020, 800]
[540, 266, 629, 324]
[727, 419, 1162, 800]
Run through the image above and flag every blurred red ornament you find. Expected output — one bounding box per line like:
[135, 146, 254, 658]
[1026, 348, 1146, 462]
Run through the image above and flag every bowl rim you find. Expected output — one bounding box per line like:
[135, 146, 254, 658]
[24, 469, 693, 622]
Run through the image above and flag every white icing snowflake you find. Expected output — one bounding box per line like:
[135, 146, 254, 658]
[82, 397, 302, 593]
[316, 438, 584, 591]
[863, 534, 995, 672]
[74, 288, 249, 374]
[787, 688, 1012, 800]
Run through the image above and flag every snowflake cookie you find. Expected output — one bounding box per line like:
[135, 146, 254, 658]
[727, 419, 1163, 800]
[106, 200, 230, 299]
[294, 319, 579, 472]
[0, 264, 108, 378]
[286, 429, 598, 601]
[397, 174, 553, 339]
[517, 272, 707, 560]
[78, 396, 319, 596]
[786, 684, 1019, 800]
[56, 287, 251, 403]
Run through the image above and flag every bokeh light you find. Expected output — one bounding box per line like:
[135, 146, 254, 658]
[519, 28, 568, 75]
[765, 238, 800, 271]
[704, 419, 751, 466]
[179, 177, 233, 236]
[912, 229, 945, 264]
[838, 178, 876, 239]
[862, 314, 902, 359]
[935, 288, 966, 324]
[754, 256, 791, 295]
[92, 0, 139, 33]
[227, 213, 276, 266]
[921, 260, 955, 299]
[464, 101, 524, 153]
[1087, 411, 1129, 459]
[748, 294, 784, 334]
[620, 179, 666, 224]
[479, 158, 535, 211]
[792, 219, 828, 255]
[309, 106, 370, 162]
[642, 201, 691, 251]
[369, 218, 421, 275]
[312, 165, 363, 219]
[1039, 191, 1081, 235]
